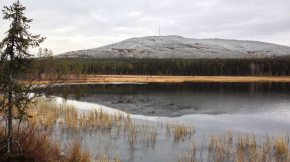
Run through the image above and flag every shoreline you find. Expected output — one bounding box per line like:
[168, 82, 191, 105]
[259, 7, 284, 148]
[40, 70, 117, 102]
[21, 75, 290, 84]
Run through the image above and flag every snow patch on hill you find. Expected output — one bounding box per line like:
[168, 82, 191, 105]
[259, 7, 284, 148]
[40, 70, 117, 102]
[59, 35, 290, 59]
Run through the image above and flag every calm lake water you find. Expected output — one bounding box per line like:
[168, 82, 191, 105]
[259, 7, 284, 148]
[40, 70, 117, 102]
[48, 82, 290, 133]
[48, 82, 290, 161]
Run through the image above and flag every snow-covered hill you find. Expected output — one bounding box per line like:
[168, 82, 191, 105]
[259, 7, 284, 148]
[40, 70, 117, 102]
[58, 35, 290, 59]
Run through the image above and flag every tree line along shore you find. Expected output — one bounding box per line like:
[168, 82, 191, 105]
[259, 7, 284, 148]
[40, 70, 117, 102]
[15, 57, 290, 84]
[34, 57, 290, 77]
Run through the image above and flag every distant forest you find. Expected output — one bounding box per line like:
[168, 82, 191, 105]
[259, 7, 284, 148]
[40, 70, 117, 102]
[37, 57, 290, 76]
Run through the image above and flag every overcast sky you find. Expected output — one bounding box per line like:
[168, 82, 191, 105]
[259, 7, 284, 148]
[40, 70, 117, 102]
[0, 0, 290, 54]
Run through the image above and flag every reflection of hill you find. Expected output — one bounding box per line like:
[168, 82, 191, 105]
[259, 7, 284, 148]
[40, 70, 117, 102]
[47, 83, 290, 117]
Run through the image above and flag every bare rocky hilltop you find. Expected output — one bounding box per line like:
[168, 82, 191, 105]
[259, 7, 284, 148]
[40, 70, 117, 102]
[58, 35, 290, 59]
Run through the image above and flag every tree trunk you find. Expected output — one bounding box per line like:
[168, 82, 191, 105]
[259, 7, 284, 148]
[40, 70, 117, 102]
[7, 74, 13, 153]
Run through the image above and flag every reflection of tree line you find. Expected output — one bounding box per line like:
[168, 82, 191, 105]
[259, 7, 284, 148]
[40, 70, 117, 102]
[47, 83, 290, 100]
[36, 57, 290, 76]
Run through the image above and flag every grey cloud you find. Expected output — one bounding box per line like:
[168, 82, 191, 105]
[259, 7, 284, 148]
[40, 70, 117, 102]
[0, 0, 289, 54]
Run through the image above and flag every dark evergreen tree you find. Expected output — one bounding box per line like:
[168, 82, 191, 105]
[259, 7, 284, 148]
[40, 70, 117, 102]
[0, 0, 45, 154]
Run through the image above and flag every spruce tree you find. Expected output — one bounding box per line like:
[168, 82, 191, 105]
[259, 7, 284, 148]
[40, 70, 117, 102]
[0, 0, 45, 154]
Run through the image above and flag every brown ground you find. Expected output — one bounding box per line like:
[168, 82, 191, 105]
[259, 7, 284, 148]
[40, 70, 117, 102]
[21, 75, 290, 84]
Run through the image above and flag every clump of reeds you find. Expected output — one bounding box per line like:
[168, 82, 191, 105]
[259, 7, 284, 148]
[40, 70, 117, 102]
[186, 133, 290, 162]
[66, 140, 91, 162]
[63, 105, 79, 130]
[165, 122, 195, 142]
[27, 99, 61, 130]
[127, 123, 138, 152]
[176, 140, 197, 162]
[13, 125, 63, 162]
[85, 109, 114, 130]
[208, 135, 226, 162]
[0, 124, 92, 162]
[172, 122, 194, 142]
[137, 123, 158, 148]
[274, 137, 289, 160]
[260, 135, 272, 161]
[28, 99, 132, 134]
[96, 154, 120, 162]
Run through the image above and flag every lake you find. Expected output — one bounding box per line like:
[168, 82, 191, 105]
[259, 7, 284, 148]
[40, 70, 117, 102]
[47, 82, 290, 161]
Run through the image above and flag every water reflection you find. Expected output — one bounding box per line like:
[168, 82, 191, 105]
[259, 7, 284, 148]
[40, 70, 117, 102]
[47, 83, 290, 117]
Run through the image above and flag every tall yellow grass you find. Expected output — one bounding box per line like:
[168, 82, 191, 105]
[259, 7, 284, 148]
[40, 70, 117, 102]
[6, 99, 288, 162]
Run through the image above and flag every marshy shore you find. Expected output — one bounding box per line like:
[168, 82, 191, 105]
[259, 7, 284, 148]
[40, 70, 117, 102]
[20, 75, 290, 84]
